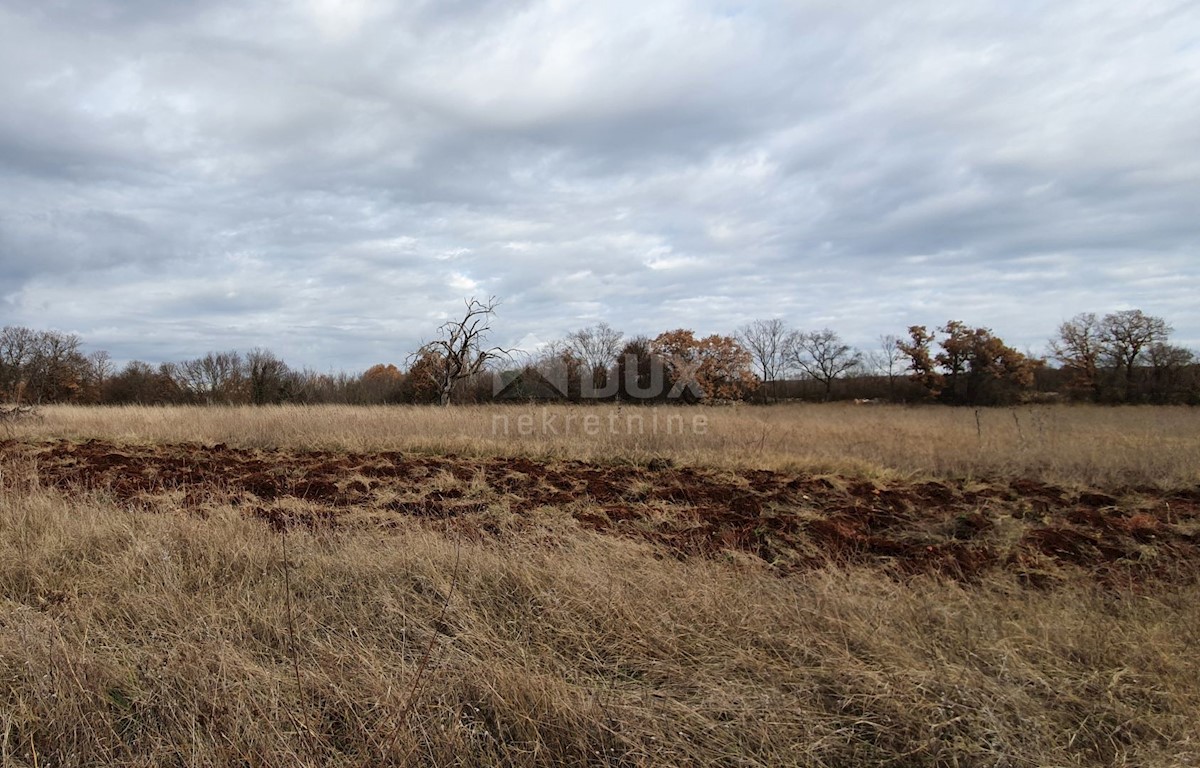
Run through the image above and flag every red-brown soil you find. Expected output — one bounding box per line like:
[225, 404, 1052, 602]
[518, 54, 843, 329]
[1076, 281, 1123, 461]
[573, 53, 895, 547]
[4, 438, 1198, 586]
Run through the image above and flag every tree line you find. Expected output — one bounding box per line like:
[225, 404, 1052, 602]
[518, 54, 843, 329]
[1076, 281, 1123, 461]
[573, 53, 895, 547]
[1, 304, 1196, 407]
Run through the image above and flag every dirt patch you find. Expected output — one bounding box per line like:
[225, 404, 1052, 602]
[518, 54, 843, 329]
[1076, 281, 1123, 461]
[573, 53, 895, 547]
[3, 438, 1199, 585]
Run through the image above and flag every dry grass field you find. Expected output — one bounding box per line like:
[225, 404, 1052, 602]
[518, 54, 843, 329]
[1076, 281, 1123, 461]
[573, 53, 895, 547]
[19, 401, 1200, 488]
[1, 404, 1198, 766]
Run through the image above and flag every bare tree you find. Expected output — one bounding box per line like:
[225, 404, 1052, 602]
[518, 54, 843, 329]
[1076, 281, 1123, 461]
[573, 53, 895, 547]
[80, 351, 114, 403]
[1049, 312, 1105, 399]
[104, 360, 182, 404]
[1101, 309, 1171, 401]
[15, 329, 90, 403]
[413, 296, 510, 406]
[566, 323, 623, 372]
[177, 351, 245, 404]
[880, 334, 902, 389]
[87, 350, 113, 384]
[787, 328, 862, 401]
[737, 319, 790, 399]
[0, 326, 39, 401]
[566, 322, 623, 393]
[246, 348, 291, 405]
[862, 333, 903, 397]
[1146, 342, 1195, 403]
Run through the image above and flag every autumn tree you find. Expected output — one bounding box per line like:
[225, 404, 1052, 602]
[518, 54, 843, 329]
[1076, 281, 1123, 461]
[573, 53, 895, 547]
[938, 321, 1038, 404]
[649, 329, 757, 402]
[695, 334, 758, 401]
[400, 350, 443, 403]
[357, 363, 405, 404]
[785, 328, 861, 401]
[898, 326, 944, 398]
[411, 297, 510, 406]
[647, 331, 703, 401]
[957, 326, 1039, 405]
[935, 321, 978, 403]
[900, 322, 1037, 405]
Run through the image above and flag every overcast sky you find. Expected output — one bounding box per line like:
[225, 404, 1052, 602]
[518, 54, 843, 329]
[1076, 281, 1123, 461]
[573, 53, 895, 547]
[2, 0, 1197, 370]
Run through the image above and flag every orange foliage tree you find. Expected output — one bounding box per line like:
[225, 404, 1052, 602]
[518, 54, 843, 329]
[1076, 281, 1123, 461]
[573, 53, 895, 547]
[649, 329, 758, 402]
[361, 363, 405, 403]
[900, 322, 1039, 405]
[898, 325, 943, 398]
[402, 351, 445, 404]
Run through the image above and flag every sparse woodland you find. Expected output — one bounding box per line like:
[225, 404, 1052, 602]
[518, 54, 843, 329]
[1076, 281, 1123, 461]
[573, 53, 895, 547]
[2, 305, 1196, 407]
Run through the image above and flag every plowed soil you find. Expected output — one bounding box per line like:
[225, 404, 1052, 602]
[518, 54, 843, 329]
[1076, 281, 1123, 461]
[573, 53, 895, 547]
[5, 438, 1199, 586]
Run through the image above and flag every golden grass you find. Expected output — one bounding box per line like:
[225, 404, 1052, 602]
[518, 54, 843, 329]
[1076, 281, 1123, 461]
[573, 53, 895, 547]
[12, 402, 1200, 488]
[2, 486, 1198, 767]
[2, 404, 1198, 765]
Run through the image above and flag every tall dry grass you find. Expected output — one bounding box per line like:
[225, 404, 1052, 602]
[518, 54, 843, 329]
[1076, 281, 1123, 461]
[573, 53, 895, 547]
[14, 402, 1200, 489]
[2, 483, 1198, 767]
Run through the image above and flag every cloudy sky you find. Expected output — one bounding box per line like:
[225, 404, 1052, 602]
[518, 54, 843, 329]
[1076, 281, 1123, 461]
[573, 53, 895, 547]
[2, 0, 1197, 370]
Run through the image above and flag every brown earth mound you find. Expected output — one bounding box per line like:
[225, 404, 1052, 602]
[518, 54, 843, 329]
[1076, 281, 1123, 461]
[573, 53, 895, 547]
[3, 438, 1197, 586]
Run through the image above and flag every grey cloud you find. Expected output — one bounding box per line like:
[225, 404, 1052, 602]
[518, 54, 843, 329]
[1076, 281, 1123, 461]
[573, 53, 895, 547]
[1, 0, 1198, 369]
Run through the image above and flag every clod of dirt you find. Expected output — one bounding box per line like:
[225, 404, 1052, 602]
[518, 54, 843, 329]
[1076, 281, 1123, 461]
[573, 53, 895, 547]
[4, 438, 1199, 586]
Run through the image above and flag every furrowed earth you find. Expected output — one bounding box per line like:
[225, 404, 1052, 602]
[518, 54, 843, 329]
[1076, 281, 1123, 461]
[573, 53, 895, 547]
[6, 438, 1198, 588]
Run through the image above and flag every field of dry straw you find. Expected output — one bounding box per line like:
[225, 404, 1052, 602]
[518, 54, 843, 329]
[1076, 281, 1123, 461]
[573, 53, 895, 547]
[23, 402, 1200, 488]
[1, 403, 1198, 766]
